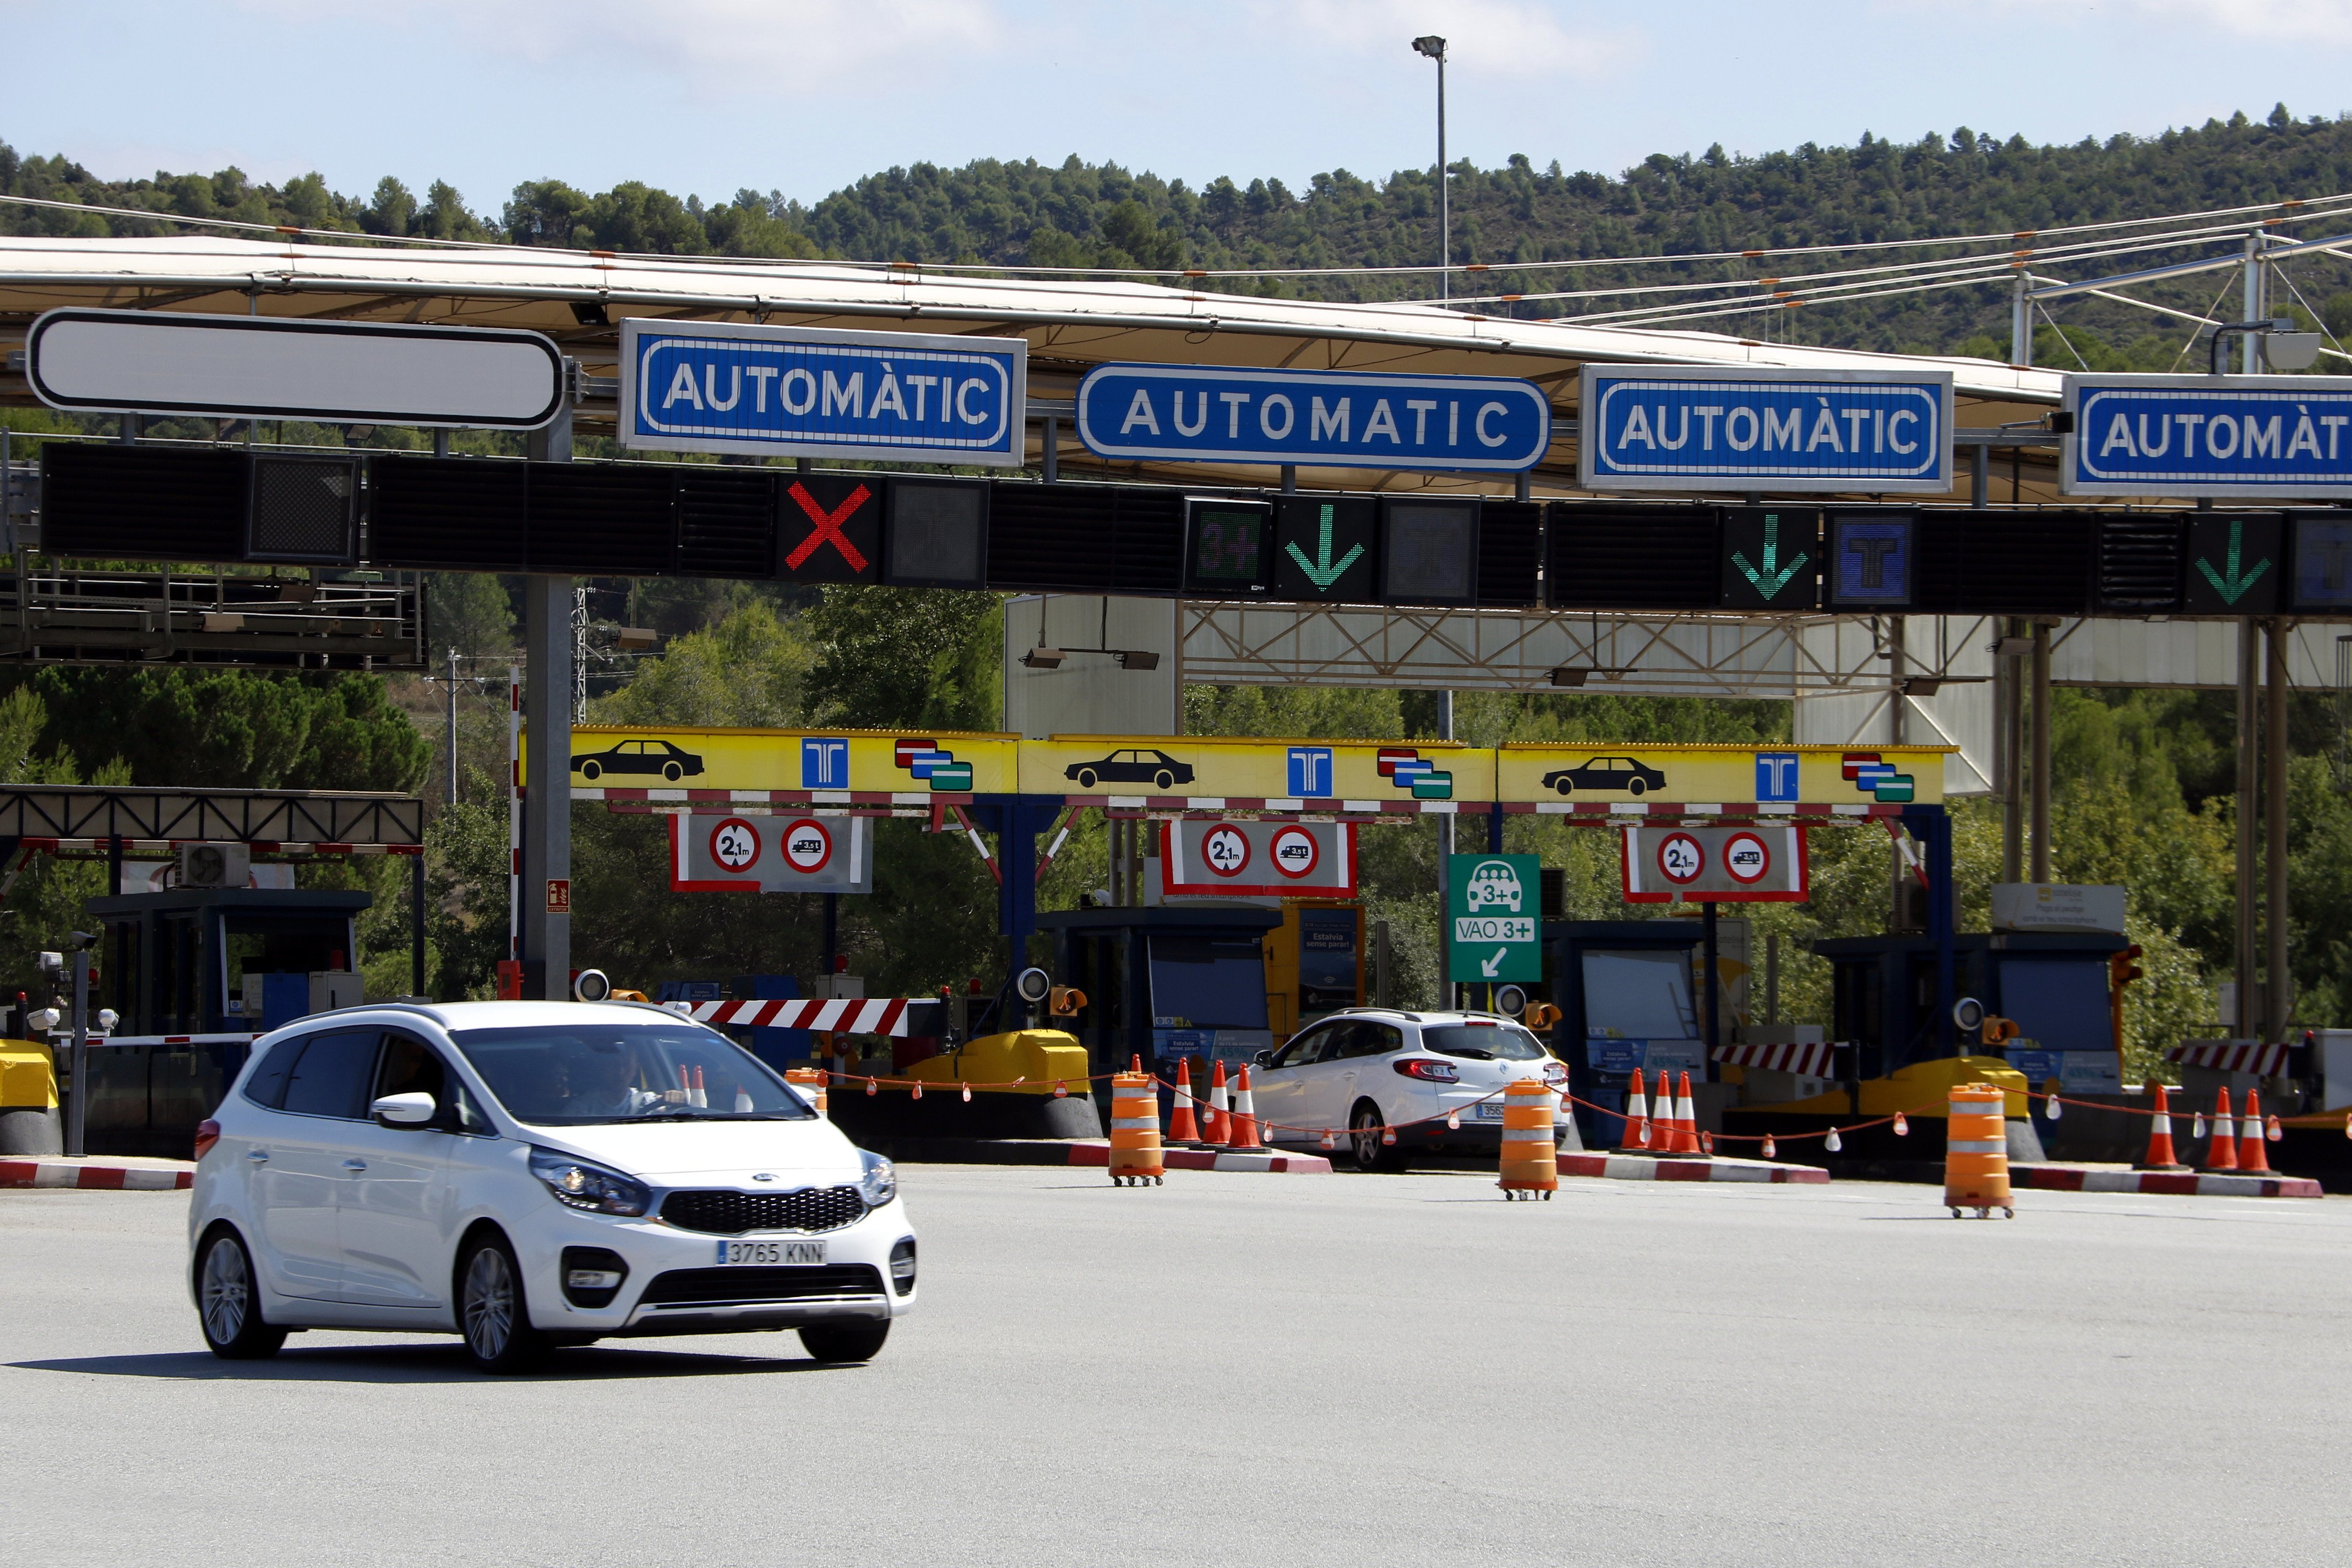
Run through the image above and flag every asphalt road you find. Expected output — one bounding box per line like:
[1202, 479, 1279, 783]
[4, 1168, 2348, 1567]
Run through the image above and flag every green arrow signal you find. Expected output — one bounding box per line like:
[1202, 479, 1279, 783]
[1284, 503, 1365, 590]
[2194, 519, 2273, 605]
[1732, 514, 1808, 601]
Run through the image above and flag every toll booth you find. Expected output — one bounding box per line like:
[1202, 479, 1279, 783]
[1259, 901, 1366, 1040]
[1039, 906, 1283, 1082]
[76, 886, 371, 1158]
[1545, 919, 1708, 1147]
[1814, 929, 2130, 1084]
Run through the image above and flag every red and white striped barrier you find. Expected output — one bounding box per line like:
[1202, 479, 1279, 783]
[1710, 1040, 1839, 1077]
[1, 1158, 194, 1190]
[2165, 1041, 2290, 1077]
[685, 998, 914, 1035]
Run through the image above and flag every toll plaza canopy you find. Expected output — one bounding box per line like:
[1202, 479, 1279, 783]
[0, 235, 2063, 496]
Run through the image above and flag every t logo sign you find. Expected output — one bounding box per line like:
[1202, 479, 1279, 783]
[779, 475, 880, 584]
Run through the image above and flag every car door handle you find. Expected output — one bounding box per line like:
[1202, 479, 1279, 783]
[341, 1159, 368, 1172]
[245, 1150, 269, 1163]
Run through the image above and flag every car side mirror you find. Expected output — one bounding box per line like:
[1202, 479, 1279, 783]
[1253, 1050, 1272, 1066]
[371, 1091, 438, 1127]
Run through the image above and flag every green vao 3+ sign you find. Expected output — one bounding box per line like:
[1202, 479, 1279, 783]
[1447, 853, 1542, 983]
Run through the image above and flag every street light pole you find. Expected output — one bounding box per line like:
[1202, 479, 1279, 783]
[1413, 35, 1449, 302]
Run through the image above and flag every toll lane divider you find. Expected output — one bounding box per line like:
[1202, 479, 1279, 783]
[2009, 1166, 2322, 1198]
[1559, 1152, 1828, 1184]
[0, 1158, 193, 1190]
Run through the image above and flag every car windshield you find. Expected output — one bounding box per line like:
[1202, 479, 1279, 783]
[449, 1022, 816, 1125]
[1420, 1023, 1550, 1061]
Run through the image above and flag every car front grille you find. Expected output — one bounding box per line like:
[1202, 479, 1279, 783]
[660, 1185, 867, 1235]
[638, 1265, 886, 1306]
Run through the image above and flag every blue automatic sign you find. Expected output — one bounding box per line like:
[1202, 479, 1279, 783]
[1578, 364, 1954, 494]
[2062, 374, 2352, 498]
[1074, 363, 1550, 472]
[619, 320, 1026, 465]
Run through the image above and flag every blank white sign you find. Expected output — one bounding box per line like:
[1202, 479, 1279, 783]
[28, 309, 564, 428]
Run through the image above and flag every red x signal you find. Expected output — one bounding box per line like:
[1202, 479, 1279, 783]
[785, 482, 873, 572]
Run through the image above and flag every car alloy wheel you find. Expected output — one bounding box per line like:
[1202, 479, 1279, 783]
[1351, 1105, 1397, 1172]
[580, 760, 601, 780]
[459, 1237, 546, 1373]
[197, 1231, 285, 1359]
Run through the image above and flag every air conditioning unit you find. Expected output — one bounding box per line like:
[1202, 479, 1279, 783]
[179, 842, 251, 889]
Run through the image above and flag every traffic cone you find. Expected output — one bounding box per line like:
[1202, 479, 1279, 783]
[1672, 1071, 1701, 1155]
[1167, 1058, 1204, 1146]
[1618, 1068, 1653, 1153]
[1229, 1065, 1263, 1150]
[1204, 1061, 1231, 1147]
[2136, 1082, 2189, 1172]
[2237, 1088, 2273, 1174]
[2202, 1087, 2239, 1172]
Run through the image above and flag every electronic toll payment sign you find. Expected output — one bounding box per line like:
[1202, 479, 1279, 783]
[2062, 374, 2352, 498]
[620, 320, 1026, 466]
[1447, 852, 1540, 983]
[554, 726, 1016, 797]
[1075, 364, 1551, 473]
[670, 813, 874, 892]
[1160, 819, 1357, 897]
[1578, 364, 1955, 495]
[1621, 825, 1807, 903]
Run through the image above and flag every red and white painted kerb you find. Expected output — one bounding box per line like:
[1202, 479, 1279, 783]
[1, 1159, 194, 1190]
[1064, 1142, 1331, 1174]
[2011, 1165, 2322, 1198]
[1559, 1152, 1831, 1184]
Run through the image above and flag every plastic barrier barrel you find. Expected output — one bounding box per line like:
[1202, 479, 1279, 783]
[785, 1066, 829, 1119]
[1498, 1079, 1558, 1200]
[1109, 1071, 1164, 1186]
[1944, 1084, 2012, 1218]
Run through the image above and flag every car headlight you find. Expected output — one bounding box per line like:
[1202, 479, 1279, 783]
[528, 1147, 652, 1217]
[858, 1148, 897, 1208]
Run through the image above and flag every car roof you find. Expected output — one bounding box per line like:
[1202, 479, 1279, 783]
[274, 1000, 693, 1037]
[1310, 1007, 1531, 1029]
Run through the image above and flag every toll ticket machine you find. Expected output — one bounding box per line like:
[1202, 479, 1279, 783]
[1545, 919, 1708, 1147]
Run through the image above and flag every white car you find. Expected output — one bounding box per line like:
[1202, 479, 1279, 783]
[186, 1000, 916, 1373]
[1250, 1008, 1568, 1170]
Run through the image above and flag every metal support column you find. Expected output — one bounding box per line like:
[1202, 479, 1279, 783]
[2266, 619, 2291, 1038]
[2242, 231, 2265, 374]
[2011, 273, 2032, 368]
[1888, 616, 1907, 745]
[1999, 618, 2023, 884]
[1042, 415, 1059, 484]
[520, 383, 574, 1001]
[1436, 689, 1455, 1007]
[1919, 808, 1956, 1057]
[2029, 622, 2052, 883]
[411, 850, 427, 999]
[2235, 620, 2259, 1037]
[1701, 900, 1720, 1060]
[66, 946, 89, 1157]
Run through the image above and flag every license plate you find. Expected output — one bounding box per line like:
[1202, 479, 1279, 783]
[715, 1238, 827, 1266]
[1473, 1102, 1507, 1121]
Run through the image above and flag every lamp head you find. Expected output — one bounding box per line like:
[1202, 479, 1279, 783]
[1412, 34, 1447, 59]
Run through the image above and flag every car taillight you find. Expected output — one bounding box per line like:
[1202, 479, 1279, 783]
[1393, 1058, 1458, 1083]
[193, 1119, 221, 1159]
[1541, 1061, 1569, 1085]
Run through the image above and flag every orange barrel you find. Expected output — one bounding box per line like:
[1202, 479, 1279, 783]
[1497, 1079, 1559, 1200]
[785, 1066, 830, 1119]
[1109, 1071, 1164, 1186]
[1943, 1084, 2012, 1217]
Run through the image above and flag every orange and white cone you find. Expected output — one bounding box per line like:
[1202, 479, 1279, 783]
[2237, 1087, 2273, 1174]
[1204, 1060, 1232, 1147]
[1228, 1065, 1263, 1150]
[2137, 1082, 2188, 1172]
[2203, 1087, 2239, 1172]
[1672, 1071, 1701, 1156]
[1618, 1068, 1653, 1153]
[1167, 1058, 1204, 1146]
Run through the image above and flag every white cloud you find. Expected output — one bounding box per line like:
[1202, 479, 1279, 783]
[1276, 0, 1643, 80]
[1883, 0, 2352, 46]
[235, 0, 1006, 84]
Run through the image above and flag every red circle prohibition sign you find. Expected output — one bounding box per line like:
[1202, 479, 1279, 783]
[1722, 830, 1772, 885]
[708, 816, 762, 874]
[781, 817, 834, 874]
[1655, 830, 1705, 885]
[1269, 824, 1320, 879]
[1201, 824, 1251, 878]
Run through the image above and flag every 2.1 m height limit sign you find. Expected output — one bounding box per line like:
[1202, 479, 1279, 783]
[1447, 853, 1541, 983]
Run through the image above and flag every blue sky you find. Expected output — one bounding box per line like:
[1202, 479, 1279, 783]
[7, 1, 2352, 215]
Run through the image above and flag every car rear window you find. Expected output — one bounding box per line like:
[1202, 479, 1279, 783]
[1420, 1023, 1549, 1061]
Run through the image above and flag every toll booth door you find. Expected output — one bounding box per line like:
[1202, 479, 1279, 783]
[1147, 933, 1272, 1076]
[1574, 947, 1703, 1142]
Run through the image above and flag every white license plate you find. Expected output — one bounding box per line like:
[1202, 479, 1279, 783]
[715, 1238, 827, 1266]
[1473, 1102, 1507, 1121]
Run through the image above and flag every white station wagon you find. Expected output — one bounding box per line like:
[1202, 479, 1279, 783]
[187, 1000, 916, 1372]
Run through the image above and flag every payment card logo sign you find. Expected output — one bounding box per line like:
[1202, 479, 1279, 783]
[1376, 747, 1453, 799]
[1842, 752, 1915, 803]
[1754, 752, 1800, 802]
[894, 737, 973, 793]
[801, 738, 848, 790]
[1287, 745, 1334, 798]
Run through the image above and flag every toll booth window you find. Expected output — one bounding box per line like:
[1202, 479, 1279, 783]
[1999, 959, 2112, 1050]
[1148, 935, 1270, 1030]
[1580, 950, 1698, 1039]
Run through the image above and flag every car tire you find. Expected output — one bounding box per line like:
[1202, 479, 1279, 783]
[458, 1232, 548, 1375]
[1628, 777, 1647, 796]
[800, 1320, 890, 1363]
[580, 760, 601, 781]
[663, 761, 683, 782]
[196, 1227, 287, 1360]
[1154, 770, 1174, 790]
[1350, 1103, 1403, 1173]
